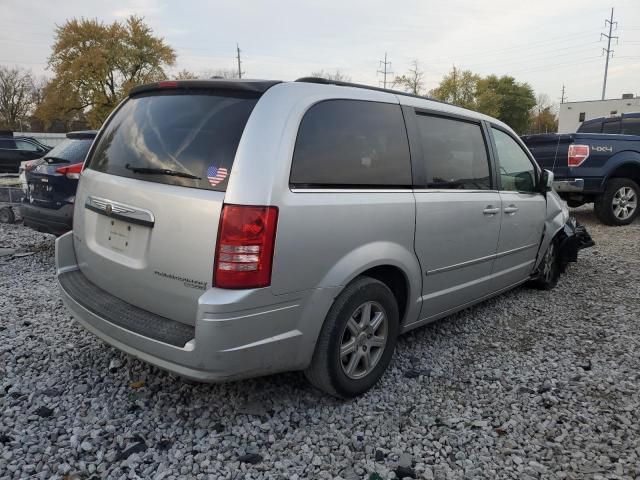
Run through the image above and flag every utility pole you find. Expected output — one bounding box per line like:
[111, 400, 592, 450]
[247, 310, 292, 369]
[600, 8, 618, 100]
[377, 53, 393, 89]
[560, 84, 566, 104]
[236, 43, 243, 79]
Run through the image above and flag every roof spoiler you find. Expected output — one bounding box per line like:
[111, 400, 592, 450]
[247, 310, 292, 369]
[129, 79, 281, 97]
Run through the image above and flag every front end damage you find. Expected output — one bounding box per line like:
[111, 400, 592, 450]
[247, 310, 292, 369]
[558, 217, 595, 271]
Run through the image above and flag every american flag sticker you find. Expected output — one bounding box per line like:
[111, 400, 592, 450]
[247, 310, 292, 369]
[206, 165, 228, 186]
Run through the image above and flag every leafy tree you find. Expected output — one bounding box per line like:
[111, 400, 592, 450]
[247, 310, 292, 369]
[393, 60, 424, 95]
[430, 68, 536, 134]
[0, 66, 36, 130]
[477, 75, 536, 133]
[310, 69, 351, 82]
[174, 69, 199, 80]
[529, 93, 558, 134]
[430, 67, 479, 110]
[38, 15, 175, 128]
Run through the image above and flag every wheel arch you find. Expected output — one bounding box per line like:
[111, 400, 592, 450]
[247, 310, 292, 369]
[318, 241, 422, 327]
[601, 155, 640, 188]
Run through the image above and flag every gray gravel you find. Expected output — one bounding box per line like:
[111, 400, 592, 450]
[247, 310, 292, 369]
[1, 207, 639, 480]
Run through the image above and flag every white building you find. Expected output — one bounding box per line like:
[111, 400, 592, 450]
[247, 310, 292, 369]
[558, 94, 640, 133]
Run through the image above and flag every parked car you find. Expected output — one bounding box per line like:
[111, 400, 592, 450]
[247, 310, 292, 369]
[0, 134, 51, 173]
[55, 79, 592, 398]
[21, 131, 97, 235]
[522, 129, 640, 225]
[576, 112, 640, 135]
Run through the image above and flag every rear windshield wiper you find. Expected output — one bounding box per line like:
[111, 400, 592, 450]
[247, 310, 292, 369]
[125, 164, 201, 180]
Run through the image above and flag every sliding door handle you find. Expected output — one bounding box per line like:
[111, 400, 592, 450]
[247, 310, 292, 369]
[504, 204, 519, 215]
[483, 206, 500, 215]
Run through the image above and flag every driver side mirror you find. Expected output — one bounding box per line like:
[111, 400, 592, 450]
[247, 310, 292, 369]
[539, 169, 554, 193]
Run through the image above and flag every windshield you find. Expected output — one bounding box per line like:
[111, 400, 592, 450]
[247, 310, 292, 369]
[86, 91, 259, 192]
[45, 138, 94, 163]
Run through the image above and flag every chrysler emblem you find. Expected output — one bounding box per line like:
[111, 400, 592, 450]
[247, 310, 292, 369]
[105, 203, 113, 215]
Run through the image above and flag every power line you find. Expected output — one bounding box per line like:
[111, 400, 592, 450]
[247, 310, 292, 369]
[600, 7, 618, 100]
[377, 53, 393, 89]
[508, 56, 600, 75]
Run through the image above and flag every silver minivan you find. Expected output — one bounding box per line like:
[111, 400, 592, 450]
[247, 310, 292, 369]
[56, 78, 592, 398]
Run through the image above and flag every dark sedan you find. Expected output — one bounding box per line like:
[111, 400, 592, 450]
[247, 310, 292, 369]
[21, 131, 97, 235]
[0, 135, 51, 173]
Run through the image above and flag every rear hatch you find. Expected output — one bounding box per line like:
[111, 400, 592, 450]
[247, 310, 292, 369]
[73, 82, 266, 325]
[25, 135, 94, 208]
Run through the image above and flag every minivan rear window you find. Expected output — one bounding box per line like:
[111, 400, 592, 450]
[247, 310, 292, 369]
[86, 91, 259, 191]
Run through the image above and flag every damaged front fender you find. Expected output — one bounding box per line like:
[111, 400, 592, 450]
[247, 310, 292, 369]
[558, 217, 595, 267]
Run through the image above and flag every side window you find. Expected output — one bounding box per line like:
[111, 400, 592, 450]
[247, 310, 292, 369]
[578, 121, 602, 133]
[15, 140, 39, 151]
[0, 139, 16, 149]
[579, 112, 586, 122]
[415, 114, 491, 190]
[290, 100, 411, 187]
[603, 120, 620, 134]
[492, 128, 537, 193]
[621, 117, 640, 136]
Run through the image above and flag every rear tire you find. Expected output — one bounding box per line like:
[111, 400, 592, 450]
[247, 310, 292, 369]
[594, 178, 639, 226]
[304, 276, 399, 398]
[530, 238, 561, 290]
[0, 207, 15, 224]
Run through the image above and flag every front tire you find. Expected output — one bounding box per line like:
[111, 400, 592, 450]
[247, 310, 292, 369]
[530, 239, 561, 290]
[594, 178, 639, 226]
[0, 207, 15, 224]
[304, 277, 399, 398]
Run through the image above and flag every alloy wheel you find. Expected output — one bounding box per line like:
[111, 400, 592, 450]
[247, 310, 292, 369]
[339, 301, 388, 380]
[612, 186, 637, 221]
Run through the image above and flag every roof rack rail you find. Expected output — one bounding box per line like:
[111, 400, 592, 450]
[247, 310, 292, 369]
[295, 76, 448, 105]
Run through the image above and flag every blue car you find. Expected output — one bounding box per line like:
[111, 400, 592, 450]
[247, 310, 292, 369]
[21, 131, 97, 235]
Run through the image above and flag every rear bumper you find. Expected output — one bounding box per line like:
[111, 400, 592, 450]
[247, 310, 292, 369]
[553, 178, 584, 192]
[55, 232, 338, 382]
[21, 203, 73, 235]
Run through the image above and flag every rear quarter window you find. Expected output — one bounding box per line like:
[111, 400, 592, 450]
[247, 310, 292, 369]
[602, 120, 621, 134]
[621, 117, 640, 136]
[86, 91, 259, 191]
[290, 100, 411, 187]
[577, 121, 603, 133]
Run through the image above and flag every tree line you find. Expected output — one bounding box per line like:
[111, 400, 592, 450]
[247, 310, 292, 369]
[0, 16, 557, 134]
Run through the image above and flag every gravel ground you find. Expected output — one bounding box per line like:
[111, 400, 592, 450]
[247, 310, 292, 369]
[1, 207, 639, 480]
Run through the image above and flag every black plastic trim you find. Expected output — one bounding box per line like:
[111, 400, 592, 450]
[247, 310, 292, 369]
[59, 269, 195, 348]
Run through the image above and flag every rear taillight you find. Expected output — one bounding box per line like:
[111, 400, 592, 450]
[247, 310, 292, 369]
[55, 162, 83, 179]
[213, 204, 279, 289]
[568, 144, 590, 167]
[25, 160, 42, 172]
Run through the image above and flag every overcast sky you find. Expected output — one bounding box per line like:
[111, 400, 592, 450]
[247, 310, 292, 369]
[1, 0, 639, 104]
